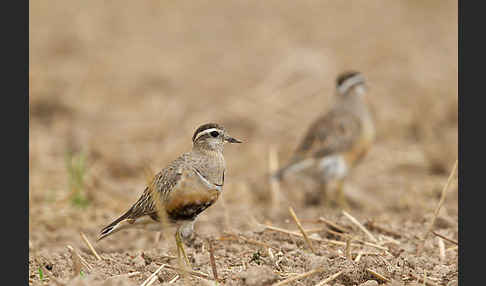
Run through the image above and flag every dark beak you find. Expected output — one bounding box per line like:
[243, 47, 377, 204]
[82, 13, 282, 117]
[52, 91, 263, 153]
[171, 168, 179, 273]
[224, 135, 242, 143]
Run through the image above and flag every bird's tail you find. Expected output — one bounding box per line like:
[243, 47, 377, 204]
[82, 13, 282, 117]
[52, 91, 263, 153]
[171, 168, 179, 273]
[98, 210, 133, 241]
[271, 157, 315, 181]
[271, 165, 290, 181]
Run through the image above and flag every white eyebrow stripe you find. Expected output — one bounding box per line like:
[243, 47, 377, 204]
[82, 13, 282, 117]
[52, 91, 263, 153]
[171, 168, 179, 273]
[194, 128, 223, 142]
[338, 74, 365, 94]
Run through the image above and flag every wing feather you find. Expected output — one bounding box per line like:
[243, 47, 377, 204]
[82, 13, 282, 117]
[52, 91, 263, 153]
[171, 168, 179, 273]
[293, 109, 362, 160]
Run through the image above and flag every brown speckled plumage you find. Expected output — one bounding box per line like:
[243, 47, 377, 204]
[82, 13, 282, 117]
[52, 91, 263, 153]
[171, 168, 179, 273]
[273, 71, 374, 206]
[98, 123, 241, 241]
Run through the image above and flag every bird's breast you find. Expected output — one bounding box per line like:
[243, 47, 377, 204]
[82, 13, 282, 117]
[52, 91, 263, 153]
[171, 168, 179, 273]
[317, 155, 349, 181]
[166, 188, 220, 221]
[345, 122, 374, 166]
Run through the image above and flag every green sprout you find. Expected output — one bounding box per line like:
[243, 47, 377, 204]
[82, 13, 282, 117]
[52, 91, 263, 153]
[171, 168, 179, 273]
[249, 251, 262, 265]
[65, 151, 90, 208]
[38, 267, 44, 281]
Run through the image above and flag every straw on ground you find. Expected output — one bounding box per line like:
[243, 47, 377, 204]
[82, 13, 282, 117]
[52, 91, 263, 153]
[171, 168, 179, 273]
[272, 267, 326, 286]
[342, 210, 378, 243]
[140, 264, 166, 286]
[315, 270, 344, 286]
[425, 159, 458, 238]
[80, 232, 102, 260]
[288, 206, 316, 254]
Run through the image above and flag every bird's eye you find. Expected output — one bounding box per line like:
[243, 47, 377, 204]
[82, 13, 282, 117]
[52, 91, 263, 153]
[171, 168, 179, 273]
[210, 131, 219, 137]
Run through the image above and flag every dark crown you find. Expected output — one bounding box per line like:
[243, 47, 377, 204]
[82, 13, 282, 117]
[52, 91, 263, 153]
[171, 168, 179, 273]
[336, 71, 363, 87]
[192, 123, 225, 142]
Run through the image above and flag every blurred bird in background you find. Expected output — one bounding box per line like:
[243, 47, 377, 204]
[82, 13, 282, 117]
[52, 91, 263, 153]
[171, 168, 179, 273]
[273, 71, 375, 208]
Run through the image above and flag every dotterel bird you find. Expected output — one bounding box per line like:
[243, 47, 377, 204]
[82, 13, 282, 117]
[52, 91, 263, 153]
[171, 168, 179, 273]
[273, 71, 375, 207]
[98, 123, 242, 267]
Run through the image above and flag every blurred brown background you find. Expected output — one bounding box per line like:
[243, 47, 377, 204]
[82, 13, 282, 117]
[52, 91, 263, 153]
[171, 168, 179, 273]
[29, 1, 457, 284]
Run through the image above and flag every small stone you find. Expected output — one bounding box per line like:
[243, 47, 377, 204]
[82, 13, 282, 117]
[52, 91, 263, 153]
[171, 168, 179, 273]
[433, 264, 450, 276]
[237, 265, 278, 286]
[132, 254, 145, 268]
[359, 280, 379, 286]
[447, 280, 458, 286]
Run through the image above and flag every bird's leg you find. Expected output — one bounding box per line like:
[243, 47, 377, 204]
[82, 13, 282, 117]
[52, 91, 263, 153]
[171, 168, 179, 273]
[305, 182, 326, 206]
[335, 179, 350, 210]
[314, 181, 329, 206]
[175, 228, 192, 269]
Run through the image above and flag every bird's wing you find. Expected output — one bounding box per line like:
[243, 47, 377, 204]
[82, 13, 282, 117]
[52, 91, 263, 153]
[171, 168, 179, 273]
[126, 159, 188, 221]
[97, 159, 187, 240]
[293, 109, 362, 160]
[272, 110, 362, 181]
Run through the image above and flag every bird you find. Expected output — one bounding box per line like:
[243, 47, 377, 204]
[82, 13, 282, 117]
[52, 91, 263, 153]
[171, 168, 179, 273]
[98, 123, 242, 267]
[272, 71, 375, 208]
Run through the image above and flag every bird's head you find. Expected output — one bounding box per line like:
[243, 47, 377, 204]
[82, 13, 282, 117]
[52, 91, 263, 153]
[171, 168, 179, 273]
[192, 123, 242, 151]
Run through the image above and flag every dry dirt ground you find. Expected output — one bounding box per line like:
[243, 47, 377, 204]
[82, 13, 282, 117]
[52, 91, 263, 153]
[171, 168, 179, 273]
[29, 1, 458, 285]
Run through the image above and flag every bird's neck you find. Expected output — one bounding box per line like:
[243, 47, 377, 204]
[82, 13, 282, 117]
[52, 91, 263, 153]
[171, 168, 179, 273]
[193, 143, 224, 154]
[191, 147, 226, 184]
[195, 147, 223, 158]
[338, 86, 367, 109]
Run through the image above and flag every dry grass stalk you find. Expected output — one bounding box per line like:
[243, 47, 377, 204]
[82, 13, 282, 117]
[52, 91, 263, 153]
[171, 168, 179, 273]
[365, 268, 390, 283]
[127, 272, 141, 277]
[300, 218, 325, 224]
[446, 246, 458, 252]
[165, 265, 211, 280]
[272, 267, 325, 286]
[287, 227, 326, 234]
[66, 245, 92, 273]
[364, 219, 402, 238]
[437, 237, 446, 263]
[409, 272, 439, 286]
[145, 275, 158, 286]
[342, 210, 378, 243]
[67, 247, 82, 277]
[80, 232, 102, 260]
[207, 238, 219, 282]
[359, 240, 388, 251]
[352, 251, 383, 263]
[315, 270, 344, 286]
[288, 207, 316, 254]
[263, 223, 387, 250]
[154, 231, 161, 244]
[345, 236, 353, 261]
[267, 247, 275, 262]
[269, 146, 282, 211]
[426, 159, 458, 238]
[325, 227, 376, 247]
[108, 272, 141, 280]
[220, 232, 271, 249]
[303, 227, 327, 234]
[325, 228, 349, 239]
[140, 264, 166, 286]
[431, 230, 458, 245]
[237, 234, 271, 249]
[380, 234, 401, 245]
[319, 217, 349, 233]
[168, 274, 180, 283]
